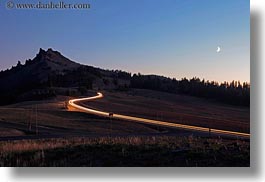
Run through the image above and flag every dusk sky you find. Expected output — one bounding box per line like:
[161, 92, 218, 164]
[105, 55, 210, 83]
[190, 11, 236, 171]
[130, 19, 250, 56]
[0, 0, 250, 83]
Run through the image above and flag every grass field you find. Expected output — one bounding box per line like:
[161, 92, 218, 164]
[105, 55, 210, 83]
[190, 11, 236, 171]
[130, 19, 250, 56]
[0, 94, 163, 138]
[0, 136, 250, 167]
[85, 89, 250, 133]
[0, 89, 250, 167]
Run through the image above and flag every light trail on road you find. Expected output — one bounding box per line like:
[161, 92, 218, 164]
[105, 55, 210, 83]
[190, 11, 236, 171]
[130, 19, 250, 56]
[68, 92, 250, 139]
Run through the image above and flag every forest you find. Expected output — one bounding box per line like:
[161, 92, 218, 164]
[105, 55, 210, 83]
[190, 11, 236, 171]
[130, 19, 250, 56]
[0, 60, 250, 106]
[130, 74, 250, 106]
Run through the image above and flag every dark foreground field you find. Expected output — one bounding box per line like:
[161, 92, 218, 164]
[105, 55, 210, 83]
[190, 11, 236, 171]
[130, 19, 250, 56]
[0, 89, 250, 167]
[0, 136, 249, 167]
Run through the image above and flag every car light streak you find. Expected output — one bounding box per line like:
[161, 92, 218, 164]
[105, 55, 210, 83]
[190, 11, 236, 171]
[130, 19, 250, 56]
[68, 92, 250, 139]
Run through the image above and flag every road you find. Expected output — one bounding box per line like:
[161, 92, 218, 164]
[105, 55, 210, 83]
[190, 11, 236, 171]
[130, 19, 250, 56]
[68, 92, 250, 139]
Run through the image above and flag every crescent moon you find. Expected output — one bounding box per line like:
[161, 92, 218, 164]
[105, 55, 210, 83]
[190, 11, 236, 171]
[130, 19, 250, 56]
[217, 46, 221, 53]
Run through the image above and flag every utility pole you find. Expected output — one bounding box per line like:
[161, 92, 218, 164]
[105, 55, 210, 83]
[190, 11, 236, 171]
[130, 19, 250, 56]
[35, 105, 38, 135]
[111, 116, 112, 137]
[28, 108, 32, 132]
[109, 112, 114, 137]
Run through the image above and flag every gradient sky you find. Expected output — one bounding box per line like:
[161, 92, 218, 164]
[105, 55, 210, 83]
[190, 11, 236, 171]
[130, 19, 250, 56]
[0, 0, 250, 83]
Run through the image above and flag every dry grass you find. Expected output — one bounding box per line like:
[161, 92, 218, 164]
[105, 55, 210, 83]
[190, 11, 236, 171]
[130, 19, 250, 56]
[86, 90, 250, 133]
[0, 136, 250, 167]
[0, 98, 160, 137]
[0, 90, 250, 167]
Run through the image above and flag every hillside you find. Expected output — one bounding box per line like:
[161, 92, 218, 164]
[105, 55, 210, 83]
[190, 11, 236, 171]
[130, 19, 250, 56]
[0, 48, 130, 105]
[0, 48, 250, 106]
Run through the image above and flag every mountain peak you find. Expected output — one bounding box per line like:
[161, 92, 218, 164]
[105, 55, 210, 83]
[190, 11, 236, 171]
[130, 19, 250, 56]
[39, 48, 54, 53]
[35, 48, 48, 61]
[36, 48, 59, 59]
[32, 48, 81, 70]
[38, 48, 46, 55]
[47, 48, 53, 52]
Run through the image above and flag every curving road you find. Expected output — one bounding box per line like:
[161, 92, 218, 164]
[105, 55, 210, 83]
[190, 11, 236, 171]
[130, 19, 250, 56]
[68, 92, 250, 139]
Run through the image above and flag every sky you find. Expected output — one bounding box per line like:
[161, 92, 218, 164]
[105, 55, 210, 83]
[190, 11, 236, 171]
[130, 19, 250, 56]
[0, 0, 250, 83]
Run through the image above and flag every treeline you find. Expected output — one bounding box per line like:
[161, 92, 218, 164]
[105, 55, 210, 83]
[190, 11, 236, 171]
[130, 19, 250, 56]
[130, 74, 250, 106]
[46, 66, 101, 89]
[0, 59, 250, 106]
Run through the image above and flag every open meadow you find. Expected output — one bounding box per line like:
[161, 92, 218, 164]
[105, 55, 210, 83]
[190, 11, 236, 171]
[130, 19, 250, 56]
[0, 94, 165, 139]
[0, 89, 250, 167]
[85, 89, 250, 133]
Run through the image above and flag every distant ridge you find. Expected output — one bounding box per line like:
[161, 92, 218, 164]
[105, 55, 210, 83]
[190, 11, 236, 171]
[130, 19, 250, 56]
[0, 48, 130, 104]
[0, 48, 249, 106]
